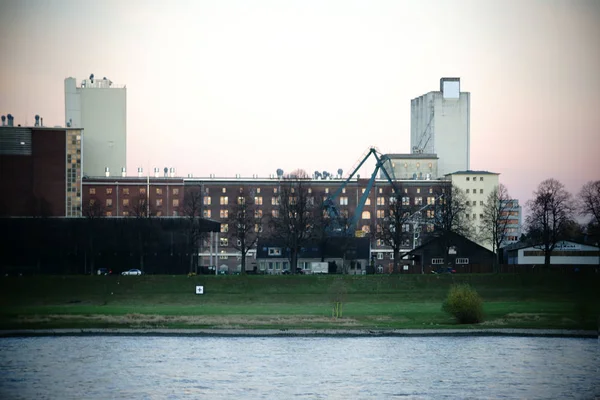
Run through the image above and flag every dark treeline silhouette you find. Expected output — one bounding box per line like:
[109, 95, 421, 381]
[0, 217, 219, 275]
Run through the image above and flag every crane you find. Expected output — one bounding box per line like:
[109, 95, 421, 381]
[324, 147, 400, 236]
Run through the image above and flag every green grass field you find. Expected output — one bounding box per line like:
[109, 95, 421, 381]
[1, 273, 598, 330]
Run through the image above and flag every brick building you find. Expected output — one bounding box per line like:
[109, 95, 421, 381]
[0, 125, 83, 217]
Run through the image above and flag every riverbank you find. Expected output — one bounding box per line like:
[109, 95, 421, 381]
[2, 274, 599, 331]
[0, 328, 596, 338]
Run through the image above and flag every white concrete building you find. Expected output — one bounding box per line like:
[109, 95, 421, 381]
[411, 78, 470, 176]
[445, 170, 500, 250]
[380, 153, 440, 180]
[506, 241, 600, 265]
[65, 75, 126, 177]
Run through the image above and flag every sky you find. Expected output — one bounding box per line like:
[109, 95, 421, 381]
[1, 0, 599, 209]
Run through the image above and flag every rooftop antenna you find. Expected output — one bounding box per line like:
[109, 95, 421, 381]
[89, 73, 94, 83]
[1, 115, 5, 126]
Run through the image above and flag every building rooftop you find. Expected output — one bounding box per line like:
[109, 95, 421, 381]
[383, 153, 438, 159]
[445, 170, 499, 176]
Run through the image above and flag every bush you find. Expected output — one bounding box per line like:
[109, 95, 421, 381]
[442, 283, 484, 324]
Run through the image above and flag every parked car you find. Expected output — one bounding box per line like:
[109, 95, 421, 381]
[97, 268, 112, 275]
[121, 269, 143, 276]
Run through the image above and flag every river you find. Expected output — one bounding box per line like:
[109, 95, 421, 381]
[0, 336, 598, 399]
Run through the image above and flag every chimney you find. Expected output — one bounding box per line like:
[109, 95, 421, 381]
[7, 114, 14, 127]
[41, 117, 43, 127]
[1, 115, 5, 126]
[169, 167, 175, 178]
[137, 167, 143, 178]
[105, 167, 110, 177]
[35, 115, 40, 127]
[121, 167, 126, 177]
[154, 167, 159, 178]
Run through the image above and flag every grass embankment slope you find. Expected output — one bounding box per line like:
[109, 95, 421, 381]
[1, 273, 598, 330]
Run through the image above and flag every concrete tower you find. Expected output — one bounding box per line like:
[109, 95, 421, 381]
[411, 78, 470, 176]
[65, 75, 126, 177]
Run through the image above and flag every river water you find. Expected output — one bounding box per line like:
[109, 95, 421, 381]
[0, 336, 598, 399]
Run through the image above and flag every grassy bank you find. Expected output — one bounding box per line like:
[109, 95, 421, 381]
[1, 273, 598, 330]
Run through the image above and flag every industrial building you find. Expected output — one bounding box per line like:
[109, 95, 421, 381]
[411, 77, 470, 176]
[64, 75, 126, 178]
[0, 120, 83, 217]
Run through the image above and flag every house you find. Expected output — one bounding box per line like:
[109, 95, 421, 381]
[504, 240, 600, 266]
[255, 237, 371, 275]
[401, 232, 496, 274]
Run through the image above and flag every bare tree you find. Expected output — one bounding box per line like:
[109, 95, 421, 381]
[578, 180, 600, 238]
[131, 195, 154, 272]
[268, 171, 315, 274]
[225, 190, 262, 274]
[526, 178, 575, 266]
[82, 198, 106, 275]
[431, 184, 472, 265]
[375, 192, 413, 273]
[480, 183, 511, 269]
[182, 188, 204, 273]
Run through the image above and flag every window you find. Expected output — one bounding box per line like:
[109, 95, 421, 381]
[203, 210, 211, 218]
[173, 199, 179, 207]
[480, 214, 483, 219]
[377, 253, 383, 260]
[220, 196, 228, 205]
[205, 187, 210, 194]
[402, 224, 410, 232]
[173, 188, 179, 195]
[89, 188, 96, 194]
[473, 213, 476, 219]
[106, 199, 113, 207]
[480, 177, 483, 181]
[480, 201, 484, 206]
[140, 188, 146, 195]
[432, 258, 444, 265]
[362, 188, 366, 193]
[365, 198, 371, 206]
[376, 239, 383, 246]
[342, 188, 346, 194]
[255, 196, 263, 205]
[272, 209, 279, 218]
[105, 211, 112, 217]
[427, 197, 435, 205]
[274, 188, 278, 194]
[237, 196, 245, 205]
[221, 224, 228, 233]
[429, 188, 433, 194]
[415, 197, 423, 205]
[256, 188, 261, 194]
[122, 211, 129, 216]
[402, 197, 410, 206]
[362, 211, 371, 220]
[404, 188, 408, 194]
[466, 189, 470, 194]
[325, 188, 329, 194]
[456, 258, 469, 264]
[377, 197, 385, 206]
[480, 189, 484, 194]
[389, 253, 394, 260]
[340, 197, 348, 205]
[255, 210, 263, 218]
[220, 238, 228, 246]
[156, 188, 162, 195]
[204, 197, 211, 205]
[268, 247, 282, 256]
[426, 210, 434, 218]
[416, 188, 421, 194]
[376, 210, 385, 218]
[123, 188, 129, 195]
[466, 201, 470, 206]
[222, 188, 226, 193]
[272, 197, 279, 205]
[156, 211, 162, 217]
[239, 187, 244, 193]
[255, 223, 262, 233]
[156, 199, 163, 207]
[106, 188, 113, 195]
[220, 209, 228, 218]
[379, 188, 383, 194]
[173, 211, 178, 216]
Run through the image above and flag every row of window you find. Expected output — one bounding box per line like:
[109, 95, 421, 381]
[466, 189, 484, 194]
[89, 187, 180, 196]
[432, 258, 469, 264]
[102, 198, 180, 208]
[465, 177, 484, 182]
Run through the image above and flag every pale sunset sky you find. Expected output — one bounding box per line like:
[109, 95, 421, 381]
[1, 0, 599, 208]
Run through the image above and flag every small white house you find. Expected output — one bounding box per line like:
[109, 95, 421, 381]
[506, 241, 600, 265]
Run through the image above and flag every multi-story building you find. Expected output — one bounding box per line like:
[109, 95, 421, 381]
[380, 153, 440, 180]
[500, 199, 522, 246]
[411, 78, 470, 176]
[445, 170, 500, 250]
[65, 75, 126, 177]
[81, 173, 450, 272]
[0, 122, 83, 217]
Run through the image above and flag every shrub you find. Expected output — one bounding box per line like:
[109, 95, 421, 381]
[442, 283, 484, 324]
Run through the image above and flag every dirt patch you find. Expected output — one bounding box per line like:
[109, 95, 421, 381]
[15, 314, 361, 327]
